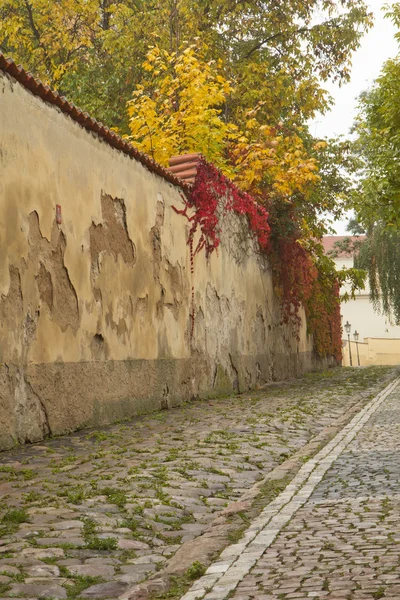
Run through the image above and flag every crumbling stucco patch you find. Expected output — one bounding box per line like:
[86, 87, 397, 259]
[105, 306, 128, 338]
[89, 193, 136, 278]
[87, 193, 138, 347]
[36, 262, 53, 311]
[254, 307, 266, 348]
[150, 196, 165, 282]
[150, 197, 186, 322]
[134, 294, 149, 329]
[29, 211, 80, 333]
[163, 260, 184, 320]
[0, 265, 23, 326]
[23, 308, 39, 347]
[90, 333, 109, 360]
[0, 266, 23, 362]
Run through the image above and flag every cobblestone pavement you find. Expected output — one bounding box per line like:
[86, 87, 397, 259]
[192, 373, 400, 600]
[0, 366, 394, 600]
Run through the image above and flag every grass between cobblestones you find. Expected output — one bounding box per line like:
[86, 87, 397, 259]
[0, 366, 396, 600]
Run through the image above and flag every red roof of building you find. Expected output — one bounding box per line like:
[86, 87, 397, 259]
[0, 51, 191, 193]
[322, 235, 366, 258]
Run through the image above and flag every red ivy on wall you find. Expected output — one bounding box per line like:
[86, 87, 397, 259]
[173, 158, 342, 361]
[267, 238, 317, 327]
[305, 276, 342, 361]
[267, 234, 342, 361]
[173, 157, 270, 257]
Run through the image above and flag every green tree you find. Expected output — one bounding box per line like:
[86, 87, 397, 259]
[0, 0, 372, 132]
[349, 4, 400, 324]
[352, 59, 400, 229]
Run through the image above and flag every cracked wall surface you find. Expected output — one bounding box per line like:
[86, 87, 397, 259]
[29, 210, 80, 333]
[0, 69, 330, 451]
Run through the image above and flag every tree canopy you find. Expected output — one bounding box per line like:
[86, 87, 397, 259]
[352, 58, 400, 229]
[0, 0, 372, 132]
[347, 4, 400, 325]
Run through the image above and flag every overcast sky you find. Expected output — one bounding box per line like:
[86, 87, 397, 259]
[314, 0, 398, 139]
[313, 0, 399, 234]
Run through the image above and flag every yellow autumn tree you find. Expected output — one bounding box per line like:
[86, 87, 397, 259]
[127, 44, 237, 171]
[230, 103, 320, 201]
[1, 0, 372, 133]
[0, 0, 98, 83]
[127, 44, 321, 209]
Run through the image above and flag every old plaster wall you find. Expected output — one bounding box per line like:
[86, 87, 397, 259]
[0, 70, 320, 451]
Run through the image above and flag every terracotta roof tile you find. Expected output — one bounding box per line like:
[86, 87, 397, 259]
[0, 51, 190, 193]
[168, 153, 202, 183]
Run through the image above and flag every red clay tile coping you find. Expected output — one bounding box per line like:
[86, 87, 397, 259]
[168, 153, 202, 184]
[0, 51, 191, 193]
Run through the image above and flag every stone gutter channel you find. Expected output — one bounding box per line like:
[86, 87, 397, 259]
[119, 375, 399, 600]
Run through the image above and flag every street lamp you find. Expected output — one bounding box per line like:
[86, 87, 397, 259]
[344, 321, 353, 366]
[353, 330, 360, 366]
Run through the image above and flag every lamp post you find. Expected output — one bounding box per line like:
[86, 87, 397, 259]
[354, 330, 360, 366]
[344, 321, 352, 366]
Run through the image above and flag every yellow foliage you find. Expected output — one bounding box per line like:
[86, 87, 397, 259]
[0, 0, 98, 84]
[127, 45, 320, 205]
[230, 104, 320, 200]
[127, 44, 237, 172]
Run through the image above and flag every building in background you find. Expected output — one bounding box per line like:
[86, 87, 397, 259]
[323, 236, 400, 366]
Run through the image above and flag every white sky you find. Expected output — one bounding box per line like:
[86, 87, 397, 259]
[312, 0, 399, 234]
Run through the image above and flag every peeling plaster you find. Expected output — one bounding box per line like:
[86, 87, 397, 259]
[0, 68, 328, 451]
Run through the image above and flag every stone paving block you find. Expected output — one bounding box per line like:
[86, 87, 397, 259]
[66, 563, 116, 578]
[7, 583, 67, 598]
[24, 577, 68, 585]
[205, 561, 233, 574]
[181, 591, 206, 600]
[53, 520, 84, 530]
[21, 548, 65, 559]
[80, 581, 128, 598]
[191, 575, 220, 590]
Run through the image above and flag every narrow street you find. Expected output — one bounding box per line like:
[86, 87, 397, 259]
[2, 2, 400, 599]
[0, 366, 397, 600]
[183, 373, 400, 600]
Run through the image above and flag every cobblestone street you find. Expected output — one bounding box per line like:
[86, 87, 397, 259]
[0, 366, 396, 600]
[183, 371, 400, 600]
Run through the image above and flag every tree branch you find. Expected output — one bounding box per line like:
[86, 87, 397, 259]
[243, 18, 343, 60]
[24, 0, 52, 73]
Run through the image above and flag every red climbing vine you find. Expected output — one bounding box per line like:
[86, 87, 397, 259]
[173, 157, 270, 257]
[173, 156, 342, 361]
[266, 227, 341, 360]
[305, 277, 342, 361]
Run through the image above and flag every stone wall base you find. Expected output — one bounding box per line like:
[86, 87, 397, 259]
[0, 352, 334, 451]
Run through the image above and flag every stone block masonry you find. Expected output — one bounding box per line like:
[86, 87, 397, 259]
[0, 67, 326, 450]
